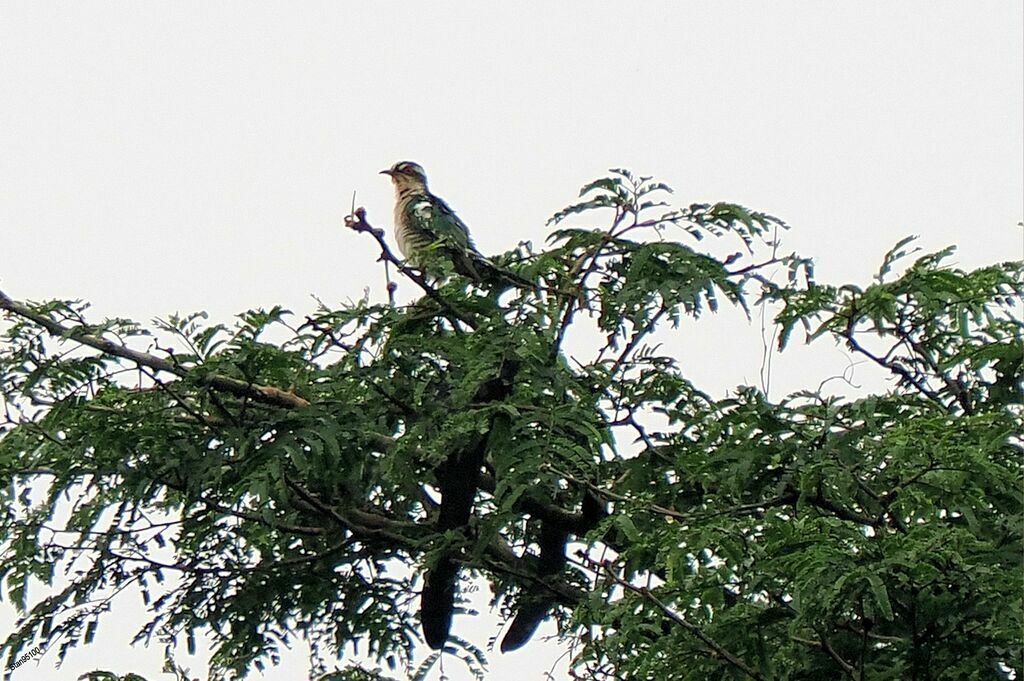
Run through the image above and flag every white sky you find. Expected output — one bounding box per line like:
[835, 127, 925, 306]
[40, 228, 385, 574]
[0, 2, 1021, 680]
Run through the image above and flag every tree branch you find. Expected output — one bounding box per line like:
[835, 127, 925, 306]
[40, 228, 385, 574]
[343, 208, 478, 329]
[0, 289, 310, 409]
[586, 557, 767, 681]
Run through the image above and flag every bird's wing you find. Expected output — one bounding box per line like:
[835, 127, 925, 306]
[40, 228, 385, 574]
[403, 194, 477, 252]
[400, 192, 531, 287]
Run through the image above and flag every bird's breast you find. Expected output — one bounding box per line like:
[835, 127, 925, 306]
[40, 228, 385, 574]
[394, 194, 434, 264]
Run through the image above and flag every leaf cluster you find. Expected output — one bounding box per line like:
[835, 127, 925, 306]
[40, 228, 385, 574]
[0, 172, 1019, 681]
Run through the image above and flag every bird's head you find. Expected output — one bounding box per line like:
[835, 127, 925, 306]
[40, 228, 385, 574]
[381, 161, 428, 191]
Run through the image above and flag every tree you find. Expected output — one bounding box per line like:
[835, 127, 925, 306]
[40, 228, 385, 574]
[1, 170, 1020, 680]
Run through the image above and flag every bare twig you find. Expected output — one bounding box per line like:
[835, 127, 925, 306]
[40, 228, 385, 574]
[842, 312, 951, 413]
[343, 208, 476, 328]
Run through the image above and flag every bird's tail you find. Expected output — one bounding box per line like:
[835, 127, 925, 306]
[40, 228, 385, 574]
[455, 249, 533, 290]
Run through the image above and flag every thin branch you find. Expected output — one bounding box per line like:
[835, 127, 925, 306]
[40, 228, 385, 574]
[105, 536, 350, 576]
[550, 226, 621, 361]
[140, 368, 222, 431]
[0, 289, 310, 409]
[893, 320, 974, 415]
[842, 315, 950, 413]
[726, 255, 785, 277]
[548, 465, 687, 521]
[587, 557, 767, 681]
[343, 208, 477, 329]
[283, 476, 418, 545]
[809, 625, 860, 679]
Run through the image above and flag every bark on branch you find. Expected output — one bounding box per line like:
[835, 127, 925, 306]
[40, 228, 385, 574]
[0, 289, 310, 409]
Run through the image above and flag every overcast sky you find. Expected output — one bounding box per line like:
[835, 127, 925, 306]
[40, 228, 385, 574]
[1, 3, 1021, 680]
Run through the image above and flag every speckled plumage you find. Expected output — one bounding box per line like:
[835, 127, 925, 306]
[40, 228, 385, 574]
[381, 161, 480, 276]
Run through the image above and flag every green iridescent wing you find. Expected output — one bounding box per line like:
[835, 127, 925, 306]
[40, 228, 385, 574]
[402, 194, 476, 252]
[399, 191, 529, 288]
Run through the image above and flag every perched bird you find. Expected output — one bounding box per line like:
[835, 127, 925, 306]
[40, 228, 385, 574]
[378, 162, 539, 650]
[380, 161, 485, 280]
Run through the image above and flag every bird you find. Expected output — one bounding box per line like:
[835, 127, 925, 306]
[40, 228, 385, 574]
[378, 163, 539, 649]
[380, 161, 486, 281]
[381, 161, 534, 290]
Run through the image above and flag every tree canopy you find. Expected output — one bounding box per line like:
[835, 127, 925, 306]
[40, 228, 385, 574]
[1, 170, 1021, 681]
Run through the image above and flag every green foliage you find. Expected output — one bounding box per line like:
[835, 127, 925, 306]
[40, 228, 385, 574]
[0, 171, 1020, 681]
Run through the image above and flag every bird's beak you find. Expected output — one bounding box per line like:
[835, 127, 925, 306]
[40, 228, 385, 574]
[379, 169, 393, 176]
